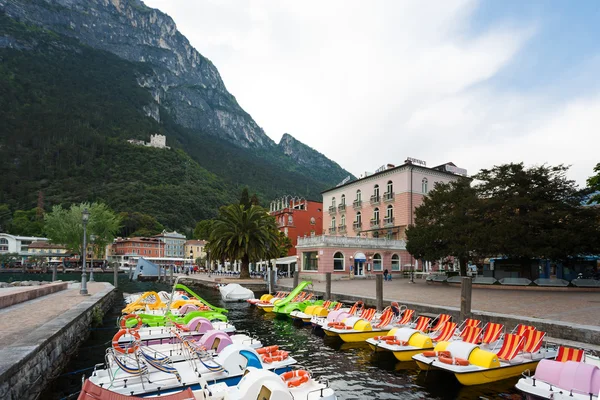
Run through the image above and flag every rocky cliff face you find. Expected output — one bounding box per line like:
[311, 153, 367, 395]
[279, 133, 355, 182]
[0, 0, 273, 148]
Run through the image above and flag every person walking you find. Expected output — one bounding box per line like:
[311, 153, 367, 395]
[383, 269, 389, 281]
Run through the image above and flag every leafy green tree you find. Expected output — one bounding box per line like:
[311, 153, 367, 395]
[475, 163, 599, 263]
[207, 204, 280, 279]
[118, 212, 164, 237]
[239, 188, 251, 209]
[0, 252, 19, 268]
[0, 204, 11, 232]
[8, 208, 45, 237]
[276, 232, 293, 257]
[587, 163, 600, 204]
[193, 219, 214, 240]
[250, 194, 260, 206]
[406, 178, 480, 276]
[44, 202, 121, 258]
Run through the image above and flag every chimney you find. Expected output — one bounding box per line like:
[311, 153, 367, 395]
[387, 164, 395, 169]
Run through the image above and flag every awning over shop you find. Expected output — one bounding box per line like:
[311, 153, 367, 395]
[354, 252, 367, 262]
[275, 256, 297, 265]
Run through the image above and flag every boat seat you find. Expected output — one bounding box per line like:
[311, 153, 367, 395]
[393, 328, 419, 343]
[555, 346, 585, 363]
[445, 341, 479, 361]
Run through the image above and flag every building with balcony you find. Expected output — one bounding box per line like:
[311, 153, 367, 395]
[269, 196, 324, 274]
[296, 159, 467, 280]
[110, 236, 165, 269]
[154, 230, 186, 258]
[0, 233, 49, 256]
[322, 160, 465, 241]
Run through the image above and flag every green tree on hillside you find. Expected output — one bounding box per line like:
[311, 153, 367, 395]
[7, 208, 45, 237]
[118, 212, 164, 237]
[44, 202, 121, 258]
[193, 219, 214, 240]
[207, 204, 279, 279]
[406, 178, 480, 276]
[587, 163, 600, 204]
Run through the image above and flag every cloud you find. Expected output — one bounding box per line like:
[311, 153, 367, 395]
[144, 0, 598, 186]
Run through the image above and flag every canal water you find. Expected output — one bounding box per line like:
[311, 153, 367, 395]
[1, 273, 522, 399]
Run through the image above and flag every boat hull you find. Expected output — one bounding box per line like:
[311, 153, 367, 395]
[338, 330, 389, 343]
[455, 360, 540, 385]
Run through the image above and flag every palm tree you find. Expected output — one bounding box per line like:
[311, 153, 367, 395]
[207, 204, 280, 279]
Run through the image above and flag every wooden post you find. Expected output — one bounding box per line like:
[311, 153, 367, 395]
[169, 264, 174, 284]
[325, 272, 331, 300]
[113, 262, 118, 289]
[376, 274, 384, 311]
[460, 276, 472, 321]
[52, 264, 57, 282]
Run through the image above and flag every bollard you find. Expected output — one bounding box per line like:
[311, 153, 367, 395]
[325, 272, 331, 300]
[460, 276, 472, 321]
[113, 262, 118, 289]
[269, 269, 276, 295]
[293, 268, 299, 288]
[376, 274, 384, 311]
[52, 264, 57, 282]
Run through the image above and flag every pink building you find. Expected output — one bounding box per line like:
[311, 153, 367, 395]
[296, 159, 466, 280]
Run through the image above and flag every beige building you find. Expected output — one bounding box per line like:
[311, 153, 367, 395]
[185, 240, 207, 263]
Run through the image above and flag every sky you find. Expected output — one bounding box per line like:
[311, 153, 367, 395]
[143, 0, 600, 187]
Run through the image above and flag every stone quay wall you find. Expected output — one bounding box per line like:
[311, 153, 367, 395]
[0, 283, 118, 400]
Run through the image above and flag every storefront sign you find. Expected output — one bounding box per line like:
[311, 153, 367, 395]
[406, 157, 427, 166]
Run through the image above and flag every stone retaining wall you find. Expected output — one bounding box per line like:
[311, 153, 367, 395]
[0, 282, 68, 309]
[0, 283, 118, 400]
[278, 284, 600, 347]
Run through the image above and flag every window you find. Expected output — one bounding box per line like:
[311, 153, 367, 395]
[332, 197, 336, 208]
[288, 215, 293, 224]
[0, 238, 8, 252]
[340, 214, 345, 226]
[356, 190, 362, 202]
[341, 194, 346, 205]
[373, 253, 382, 271]
[310, 217, 316, 225]
[373, 208, 379, 222]
[331, 217, 336, 228]
[386, 205, 393, 218]
[422, 178, 428, 193]
[302, 251, 319, 271]
[391, 254, 400, 271]
[356, 211, 362, 224]
[387, 180, 393, 193]
[333, 252, 344, 271]
[374, 184, 379, 198]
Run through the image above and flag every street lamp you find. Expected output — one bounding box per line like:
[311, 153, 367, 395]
[89, 234, 96, 282]
[80, 208, 90, 295]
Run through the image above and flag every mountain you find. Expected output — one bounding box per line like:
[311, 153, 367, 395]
[0, 0, 354, 231]
[279, 133, 352, 186]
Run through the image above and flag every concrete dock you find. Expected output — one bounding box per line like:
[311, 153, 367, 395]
[0, 282, 117, 400]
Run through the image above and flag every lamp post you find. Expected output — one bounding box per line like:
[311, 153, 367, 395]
[89, 234, 96, 282]
[80, 208, 89, 295]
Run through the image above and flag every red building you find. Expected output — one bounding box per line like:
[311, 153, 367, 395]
[269, 196, 324, 256]
[112, 237, 164, 257]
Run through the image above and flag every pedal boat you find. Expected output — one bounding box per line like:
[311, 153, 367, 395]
[117, 318, 236, 346]
[366, 327, 434, 361]
[412, 330, 556, 386]
[515, 347, 600, 400]
[81, 366, 336, 400]
[322, 309, 379, 340]
[89, 344, 296, 397]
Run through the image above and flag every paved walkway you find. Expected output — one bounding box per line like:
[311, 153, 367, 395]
[275, 277, 600, 327]
[0, 282, 106, 347]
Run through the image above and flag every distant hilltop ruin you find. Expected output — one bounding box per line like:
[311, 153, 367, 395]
[127, 134, 170, 149]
